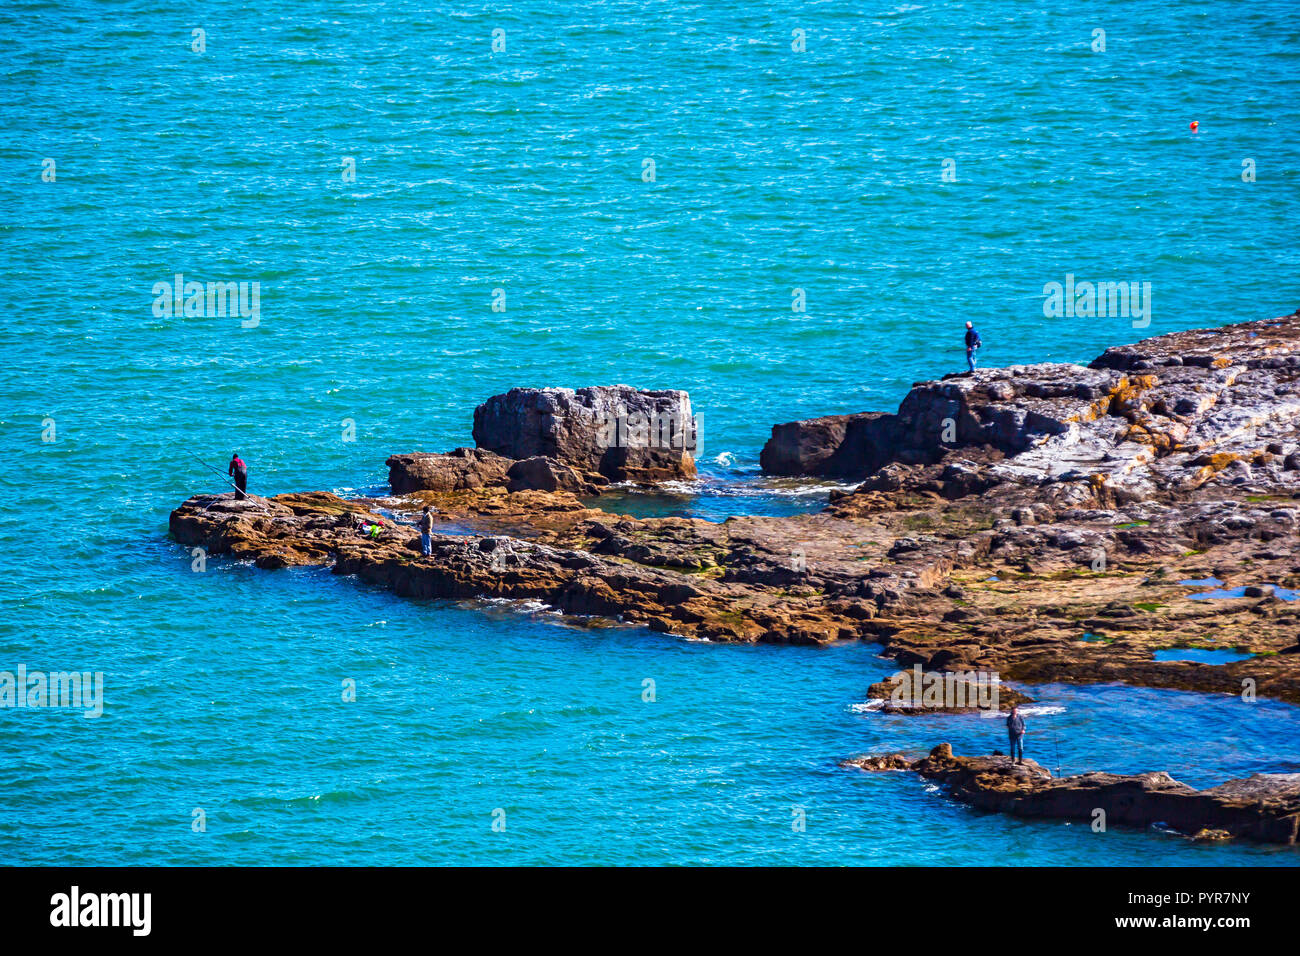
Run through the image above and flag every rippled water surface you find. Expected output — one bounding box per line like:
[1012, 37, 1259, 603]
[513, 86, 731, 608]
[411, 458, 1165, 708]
[2, 0, 1298, 865]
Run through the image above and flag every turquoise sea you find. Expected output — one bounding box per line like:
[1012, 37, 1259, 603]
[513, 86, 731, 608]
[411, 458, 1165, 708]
[2, 1, 1298, 865]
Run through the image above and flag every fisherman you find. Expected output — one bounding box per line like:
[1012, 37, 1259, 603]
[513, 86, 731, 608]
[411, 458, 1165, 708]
[1006, 703, 1026, 764]
[228, 453, 248, 499]
[417, 505, 437, 557]
[964, 321, 982, 373]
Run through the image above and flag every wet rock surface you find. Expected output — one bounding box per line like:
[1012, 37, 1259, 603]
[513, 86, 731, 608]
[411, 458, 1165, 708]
[845, 743, 1300, 844]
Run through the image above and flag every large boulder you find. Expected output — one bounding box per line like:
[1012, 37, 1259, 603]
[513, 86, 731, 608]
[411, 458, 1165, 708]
[505, 456, 604, 495]
[760, 412, 901, 477]
[473, 386, 697, 483]
[760, 366, 1113, 480]
[759, 412, 858, 476]
[386, 447, 514, 494]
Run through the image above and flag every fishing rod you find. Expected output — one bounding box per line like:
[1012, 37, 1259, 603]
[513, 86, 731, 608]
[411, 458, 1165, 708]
[182, 448, 251, 513]
[184, 448, 239, 489]
[1051, 712, 1062, 778]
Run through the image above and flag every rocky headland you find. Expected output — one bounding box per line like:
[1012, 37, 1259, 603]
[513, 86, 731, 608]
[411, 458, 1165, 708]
[844, 743, 1300, 844]
[169, 312, 1300, 844]
[170, 311, 1300, 710]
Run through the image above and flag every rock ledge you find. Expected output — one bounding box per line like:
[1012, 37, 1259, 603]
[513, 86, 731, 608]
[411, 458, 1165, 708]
[845, 743, 1300, 844]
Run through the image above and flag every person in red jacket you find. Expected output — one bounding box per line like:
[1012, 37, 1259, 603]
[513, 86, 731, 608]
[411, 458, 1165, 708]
[228, 453, 248, 500]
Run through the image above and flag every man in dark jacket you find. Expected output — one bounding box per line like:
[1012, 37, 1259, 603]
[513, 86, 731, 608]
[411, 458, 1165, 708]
[965, 321, 981, 373]
[1007, 704, 1026, 764]
[417, 505, 436, 556]
[228, 453, 248, 500]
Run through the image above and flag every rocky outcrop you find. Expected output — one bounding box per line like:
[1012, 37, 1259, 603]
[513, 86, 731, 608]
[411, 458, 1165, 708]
[386, 448, 514, 494]
[171, 312, 1300, 713]
[865, 667, 1035, 714]
[762, 312, 1300, 503]
[846, 743, 1300, 844]
[473, 386, 697, 483]
[168, 489, 858, 645]
[505, 456, 605, 496]
[759, 412, 900, 477]
[168, 492, 389, 569]
[167, 312, 1300, 848]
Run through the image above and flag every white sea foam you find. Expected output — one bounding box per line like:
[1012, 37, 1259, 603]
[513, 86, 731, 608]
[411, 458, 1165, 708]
[609, 476, 859, 500]
[748, 481, 860, 498]
[480, 597, 554, 615]
[978, 704, 1066, 718]
[849, 700, 886, 713]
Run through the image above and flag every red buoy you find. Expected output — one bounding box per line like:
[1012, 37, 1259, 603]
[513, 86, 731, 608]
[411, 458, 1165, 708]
[1189, 120, 1199, 133]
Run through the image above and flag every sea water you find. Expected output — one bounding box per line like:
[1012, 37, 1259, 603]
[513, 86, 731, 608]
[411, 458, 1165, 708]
[2, 0, 1298, 865]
